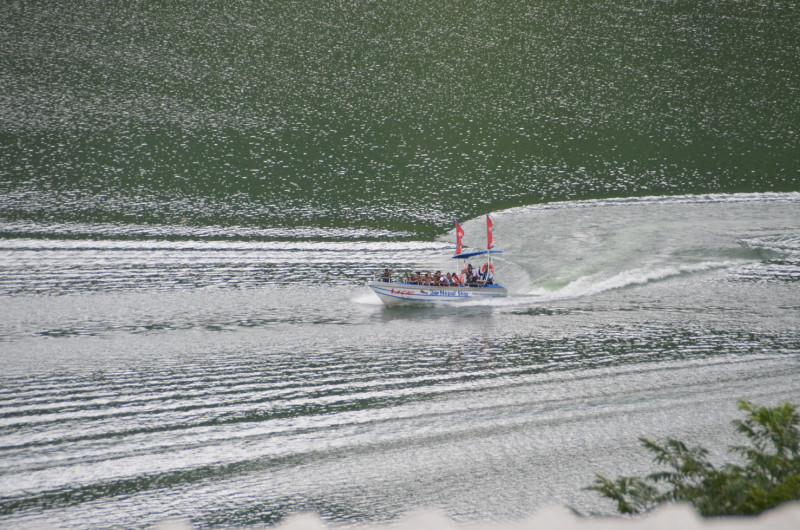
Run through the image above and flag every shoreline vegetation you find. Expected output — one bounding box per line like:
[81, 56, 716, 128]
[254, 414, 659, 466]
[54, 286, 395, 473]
[587, 400, 800, 517]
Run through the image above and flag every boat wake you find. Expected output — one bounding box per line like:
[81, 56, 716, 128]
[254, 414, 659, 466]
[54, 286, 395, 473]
[442, 261, 732, 308]
[444, 193, 799, 306]
[525, 260, 736, 302]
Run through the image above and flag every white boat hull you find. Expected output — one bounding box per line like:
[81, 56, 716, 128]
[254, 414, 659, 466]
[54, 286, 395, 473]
[368, 281, 507, 307]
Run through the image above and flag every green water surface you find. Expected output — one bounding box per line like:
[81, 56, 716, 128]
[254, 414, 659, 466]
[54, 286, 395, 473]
[1, 1, 798, 237]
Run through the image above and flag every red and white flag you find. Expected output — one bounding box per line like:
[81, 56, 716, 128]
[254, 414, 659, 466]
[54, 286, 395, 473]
[455, 220, 465, 254]
[486, 215, 494, 249]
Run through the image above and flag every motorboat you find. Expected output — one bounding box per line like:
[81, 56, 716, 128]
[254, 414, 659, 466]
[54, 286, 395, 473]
[368, 216, 508, 307]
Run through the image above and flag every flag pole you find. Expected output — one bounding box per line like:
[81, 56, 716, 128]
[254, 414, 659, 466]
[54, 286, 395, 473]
[486, 214, 493, 275]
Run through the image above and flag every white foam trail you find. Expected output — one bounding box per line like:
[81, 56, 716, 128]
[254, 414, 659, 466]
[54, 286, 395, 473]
[529, 261, 736, 302]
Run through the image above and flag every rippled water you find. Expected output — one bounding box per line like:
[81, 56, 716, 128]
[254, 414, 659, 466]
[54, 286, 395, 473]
[2, 1, 799, 528]
[1, 194, 799, 528]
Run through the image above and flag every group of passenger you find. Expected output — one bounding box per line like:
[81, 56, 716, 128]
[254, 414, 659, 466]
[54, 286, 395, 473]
[379, 263, 495, 287]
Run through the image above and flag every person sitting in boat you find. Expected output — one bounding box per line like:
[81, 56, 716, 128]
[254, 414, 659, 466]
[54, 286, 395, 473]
[464, 270, 475, 287]
[445, 272, 453, 286]
[380, 268, 392, 282]
[477, 263, 495, 286]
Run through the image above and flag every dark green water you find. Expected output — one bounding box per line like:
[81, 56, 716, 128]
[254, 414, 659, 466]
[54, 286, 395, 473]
[1, 2, 800, 529]
[2, 1, 798, 237]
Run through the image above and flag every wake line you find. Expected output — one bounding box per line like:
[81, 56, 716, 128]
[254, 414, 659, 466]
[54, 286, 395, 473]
[449, 261, 736, 307]
[528, 260, 737, 302]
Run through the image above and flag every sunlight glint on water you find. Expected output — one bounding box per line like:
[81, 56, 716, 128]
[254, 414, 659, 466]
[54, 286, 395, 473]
[1, 194, 799, 527]
[1, 0, 799, 527]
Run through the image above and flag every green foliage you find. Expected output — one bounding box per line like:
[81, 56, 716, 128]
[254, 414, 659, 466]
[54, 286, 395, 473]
[587, 400, 800, 516]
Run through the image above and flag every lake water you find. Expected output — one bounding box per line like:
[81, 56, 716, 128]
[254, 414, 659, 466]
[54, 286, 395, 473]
[1, 1, 799, 528]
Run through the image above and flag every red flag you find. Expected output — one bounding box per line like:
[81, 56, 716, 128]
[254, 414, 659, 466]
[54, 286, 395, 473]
[486, 215, 494, 249]
[455, 220, 465, 255]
